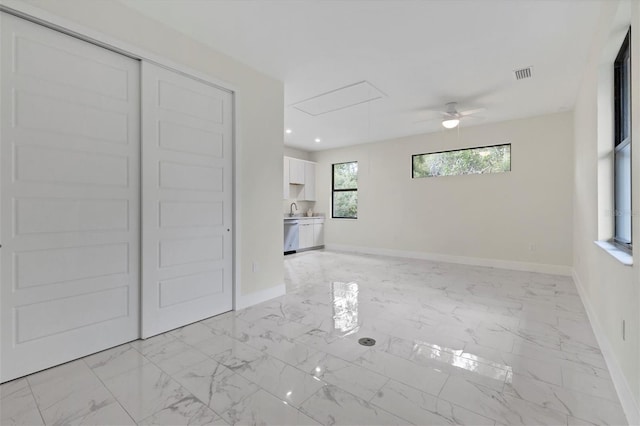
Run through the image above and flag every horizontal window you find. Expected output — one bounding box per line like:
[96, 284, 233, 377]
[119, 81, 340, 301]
[412, 144, 511, 178]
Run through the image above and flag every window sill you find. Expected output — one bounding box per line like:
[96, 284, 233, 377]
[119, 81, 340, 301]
[594, 241, 633, 266]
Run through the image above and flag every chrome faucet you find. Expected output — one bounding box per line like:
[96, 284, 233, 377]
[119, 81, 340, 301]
[289, 202, 298, 217]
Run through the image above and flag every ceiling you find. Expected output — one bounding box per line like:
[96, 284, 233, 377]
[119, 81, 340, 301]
[120, 0, 603, 151]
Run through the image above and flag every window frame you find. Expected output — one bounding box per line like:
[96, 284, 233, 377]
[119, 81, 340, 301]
[613, 28, 632, 250]
[332, 161, 358, 219]
[411, 143, 511, 179]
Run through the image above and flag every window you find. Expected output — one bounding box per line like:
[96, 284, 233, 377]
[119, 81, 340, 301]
[412, 144, 511, 178]
[332, 161, 358, 218]
[614, 29, 631, 249]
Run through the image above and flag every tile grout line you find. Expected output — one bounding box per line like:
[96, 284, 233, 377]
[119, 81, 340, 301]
[366, 376, 390, 403]
[24, 377, 47, 425]
[127, 339, 231, 422]
[435, 377, 507, 424]
[102, 341, 229, 422]
[179, 320, 412, 424]
[81, 354, 138, 425]
[224, 362, 322, 424]
[165, 324, 321, 423]
[342, 346, 449, 399]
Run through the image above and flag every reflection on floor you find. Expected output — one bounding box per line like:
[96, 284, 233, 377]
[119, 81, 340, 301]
[0, 250, 628, 425]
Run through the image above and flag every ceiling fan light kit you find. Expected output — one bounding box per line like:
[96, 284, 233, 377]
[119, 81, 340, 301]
[442, 118, 460, 129]
[417, 101, 485, 129]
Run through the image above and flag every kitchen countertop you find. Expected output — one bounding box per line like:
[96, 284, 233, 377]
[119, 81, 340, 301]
[283, 215, 325, 220]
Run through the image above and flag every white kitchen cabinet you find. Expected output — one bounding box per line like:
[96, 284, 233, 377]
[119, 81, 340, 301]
[289, 217, 324, 251]
[283, 156, 317, 201]
[289, 158, 305, 184]
[299, 222, 314, 249]
[304, 162, 316, 201]
[313, 220, 324, 246]
[283, 157, 290, 198]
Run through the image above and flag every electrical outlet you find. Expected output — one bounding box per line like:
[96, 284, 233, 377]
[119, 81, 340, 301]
[529, 243, 536, 252]
[252, 262, 259, 273]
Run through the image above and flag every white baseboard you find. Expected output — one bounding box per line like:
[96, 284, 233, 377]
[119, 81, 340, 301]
[572, 270, 640, 426]
[234, 283, 285, 310]
[325, 243, 572, 276]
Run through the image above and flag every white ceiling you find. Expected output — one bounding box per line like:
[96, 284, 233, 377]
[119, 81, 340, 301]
[120, 0, 603, 151]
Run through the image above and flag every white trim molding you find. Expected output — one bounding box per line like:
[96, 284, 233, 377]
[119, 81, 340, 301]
[325, 244, 572, 276]
[594, 240, 634, 266]
[572, 270, 640, 426]
[235, 283, 286, 311]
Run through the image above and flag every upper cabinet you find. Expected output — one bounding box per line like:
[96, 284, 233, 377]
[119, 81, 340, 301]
[284, 156, 316, 201]
[304, 162, 316, 201]
[289, 159, 305, 184]
[283, 157, 290, 199]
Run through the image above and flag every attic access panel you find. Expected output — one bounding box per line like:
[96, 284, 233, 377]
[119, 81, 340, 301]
[291, 81, 385, 116]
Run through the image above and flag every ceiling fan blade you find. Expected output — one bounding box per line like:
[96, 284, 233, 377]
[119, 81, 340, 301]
[413, 110, 446, 123]
[412, 116, 442, 124]
[459, 107, 486, 116]
[460, 115, 485, 121]
[418, 104, 449, 113]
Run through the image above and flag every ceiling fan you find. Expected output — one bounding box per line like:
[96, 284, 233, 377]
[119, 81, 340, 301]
[416, 102, 485, 129]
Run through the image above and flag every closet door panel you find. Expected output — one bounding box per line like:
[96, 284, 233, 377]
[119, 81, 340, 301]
[141, 62, 233, 338]
[0, 13, 140, 383]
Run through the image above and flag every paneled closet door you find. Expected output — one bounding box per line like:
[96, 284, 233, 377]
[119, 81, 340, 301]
[141, 62, 233, 338]
[0, 13, 140, 382]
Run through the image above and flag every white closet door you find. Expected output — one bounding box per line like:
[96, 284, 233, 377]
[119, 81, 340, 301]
[0, 14, 140, 382]
[141, 62, 233, 338]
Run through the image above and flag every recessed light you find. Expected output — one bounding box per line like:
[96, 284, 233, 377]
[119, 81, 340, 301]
[285, 129, 292, 134]
[314, 138, 321, 143]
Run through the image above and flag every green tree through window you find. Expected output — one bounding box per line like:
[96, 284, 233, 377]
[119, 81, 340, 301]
[332, 162, 358, 218]
[412, 144, 510, 178]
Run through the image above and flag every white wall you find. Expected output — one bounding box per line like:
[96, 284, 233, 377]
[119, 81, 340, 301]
[573, 0, 639, 421]
[312, 112, 574, 273]
[284, 147, 312, 161]
[7, 0, 285, 302]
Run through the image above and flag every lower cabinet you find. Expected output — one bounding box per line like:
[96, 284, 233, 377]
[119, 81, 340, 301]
[299, 218, 324, 250]
[299, 222, 314, 249]
[313, 221, 324, 246]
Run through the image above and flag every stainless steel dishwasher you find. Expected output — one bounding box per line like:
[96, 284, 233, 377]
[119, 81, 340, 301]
[284, 219, 299, 254]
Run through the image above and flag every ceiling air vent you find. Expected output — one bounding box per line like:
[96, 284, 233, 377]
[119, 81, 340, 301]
[514, 66, 533, 80]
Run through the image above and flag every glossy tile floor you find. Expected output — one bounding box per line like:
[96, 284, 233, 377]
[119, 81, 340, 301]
[1, 250, 628, 425]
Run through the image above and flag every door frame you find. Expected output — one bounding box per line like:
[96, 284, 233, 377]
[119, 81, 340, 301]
[0, 2, 241, 322]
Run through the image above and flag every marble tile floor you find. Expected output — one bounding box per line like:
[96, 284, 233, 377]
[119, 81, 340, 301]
[0, 250, 628, 425]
